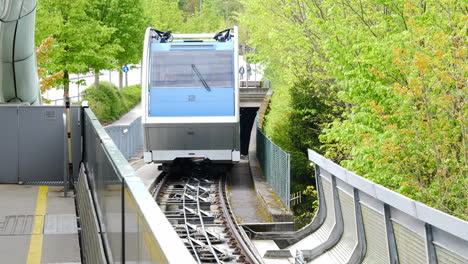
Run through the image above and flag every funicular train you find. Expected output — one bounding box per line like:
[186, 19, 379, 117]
[141, 27, 240, 170]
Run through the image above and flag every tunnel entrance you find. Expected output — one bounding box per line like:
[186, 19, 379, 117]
[240, 107, 259, 155]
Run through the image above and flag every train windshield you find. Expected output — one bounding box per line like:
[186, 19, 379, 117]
[148, 44, 235, 117]
[150, 49, 233, 89]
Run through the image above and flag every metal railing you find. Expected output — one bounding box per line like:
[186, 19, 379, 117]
[248, 149, 468, 263]
[49, 94, 86, 105]
[296, 149, 468, 263]
[105, 117, 143, 160]
[256, 124, 291, 209]
[80, 108, 195, 263]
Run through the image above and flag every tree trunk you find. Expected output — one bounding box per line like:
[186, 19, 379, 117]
[94, 70, 100, 89]
[63, 70, 69, 97]
[119, 65, 123, 93]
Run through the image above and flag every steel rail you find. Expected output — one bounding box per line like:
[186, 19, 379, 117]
[183, 184, 202, 263]
[218, 176, 263, 264]
[196, 183, 222, 263]
[152, 172, 168, 200]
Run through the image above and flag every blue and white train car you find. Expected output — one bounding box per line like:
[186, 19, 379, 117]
[141, 27, 240, 165]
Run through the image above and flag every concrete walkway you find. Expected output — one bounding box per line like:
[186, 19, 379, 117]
[228, 160, 269, 223]
[109, 102, 142, 126]
[0, 185, 80, 264]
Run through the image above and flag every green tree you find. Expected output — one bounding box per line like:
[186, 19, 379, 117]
[144, 0, 185, 32]
[35, 0, 117, 95]
[145, 0, 231, 33]
[85, 0, 122, 89]
[36, 36, 63, 104]
[183, 1, 224, 32]
[106, 0, 149, 92]
[239, 0, 467, 219]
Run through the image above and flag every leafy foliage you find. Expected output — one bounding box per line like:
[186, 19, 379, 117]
[36, 0, 148, 93]
[240, 0, 467, 219]
[36, 36, 63, 104]
[144, 0, 235, 33]
[35, 0, 118, 95]
[84, 82, 141, 123]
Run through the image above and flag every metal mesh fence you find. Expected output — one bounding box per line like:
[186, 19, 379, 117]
[256, 125, 291, 209]
[105, 117, 143, 160]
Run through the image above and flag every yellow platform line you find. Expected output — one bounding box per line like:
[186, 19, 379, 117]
[26, 186, 48, 264]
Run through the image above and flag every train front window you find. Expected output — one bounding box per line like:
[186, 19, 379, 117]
[148, 44, 235, 117]
[150, 49, 233, 89]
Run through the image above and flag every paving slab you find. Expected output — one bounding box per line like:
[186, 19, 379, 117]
[0, 185, 81, 263]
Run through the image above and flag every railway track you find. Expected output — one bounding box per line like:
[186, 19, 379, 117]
[152, 165, 262, 264]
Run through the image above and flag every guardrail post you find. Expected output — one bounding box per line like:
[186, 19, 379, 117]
[384, 204, 400, 264]
[425, 223, 438, 264]
[348, 188, 367, 263]
[313, 166, 327, 226]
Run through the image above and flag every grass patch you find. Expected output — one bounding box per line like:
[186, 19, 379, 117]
[83, 81, 141, 123]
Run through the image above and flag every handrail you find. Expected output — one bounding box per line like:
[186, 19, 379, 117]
[82, 108, 196, 263]
[307, 149, 468, 242]
[305, 149, 468, 263]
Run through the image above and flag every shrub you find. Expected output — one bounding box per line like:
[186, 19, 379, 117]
[83, 82, 141, 123]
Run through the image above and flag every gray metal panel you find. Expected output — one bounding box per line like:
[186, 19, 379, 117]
[432, 226, 468, 261]
[145, 123, 236, 150]
[0, 106, 18, 183]
[321, 179, 336, 232]
[361, 205, 390, 264]
[391, 206, 426, 237]
[435, 246, 468, 264]
[0, 106, 81, 183]
[17, 107, 74, 182]
[393, 221, 427, 264]
[358, 188, 385, 215]
[105, 117, 143, 160]
[76, 168, 107, 264]
[88, 137, 124, 263]
[125, 176, 196, 263]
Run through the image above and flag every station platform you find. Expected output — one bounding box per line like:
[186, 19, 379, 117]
[0, 185, 80, 264]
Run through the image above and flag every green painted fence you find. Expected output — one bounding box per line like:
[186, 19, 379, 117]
[256, 125, 291, 209]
